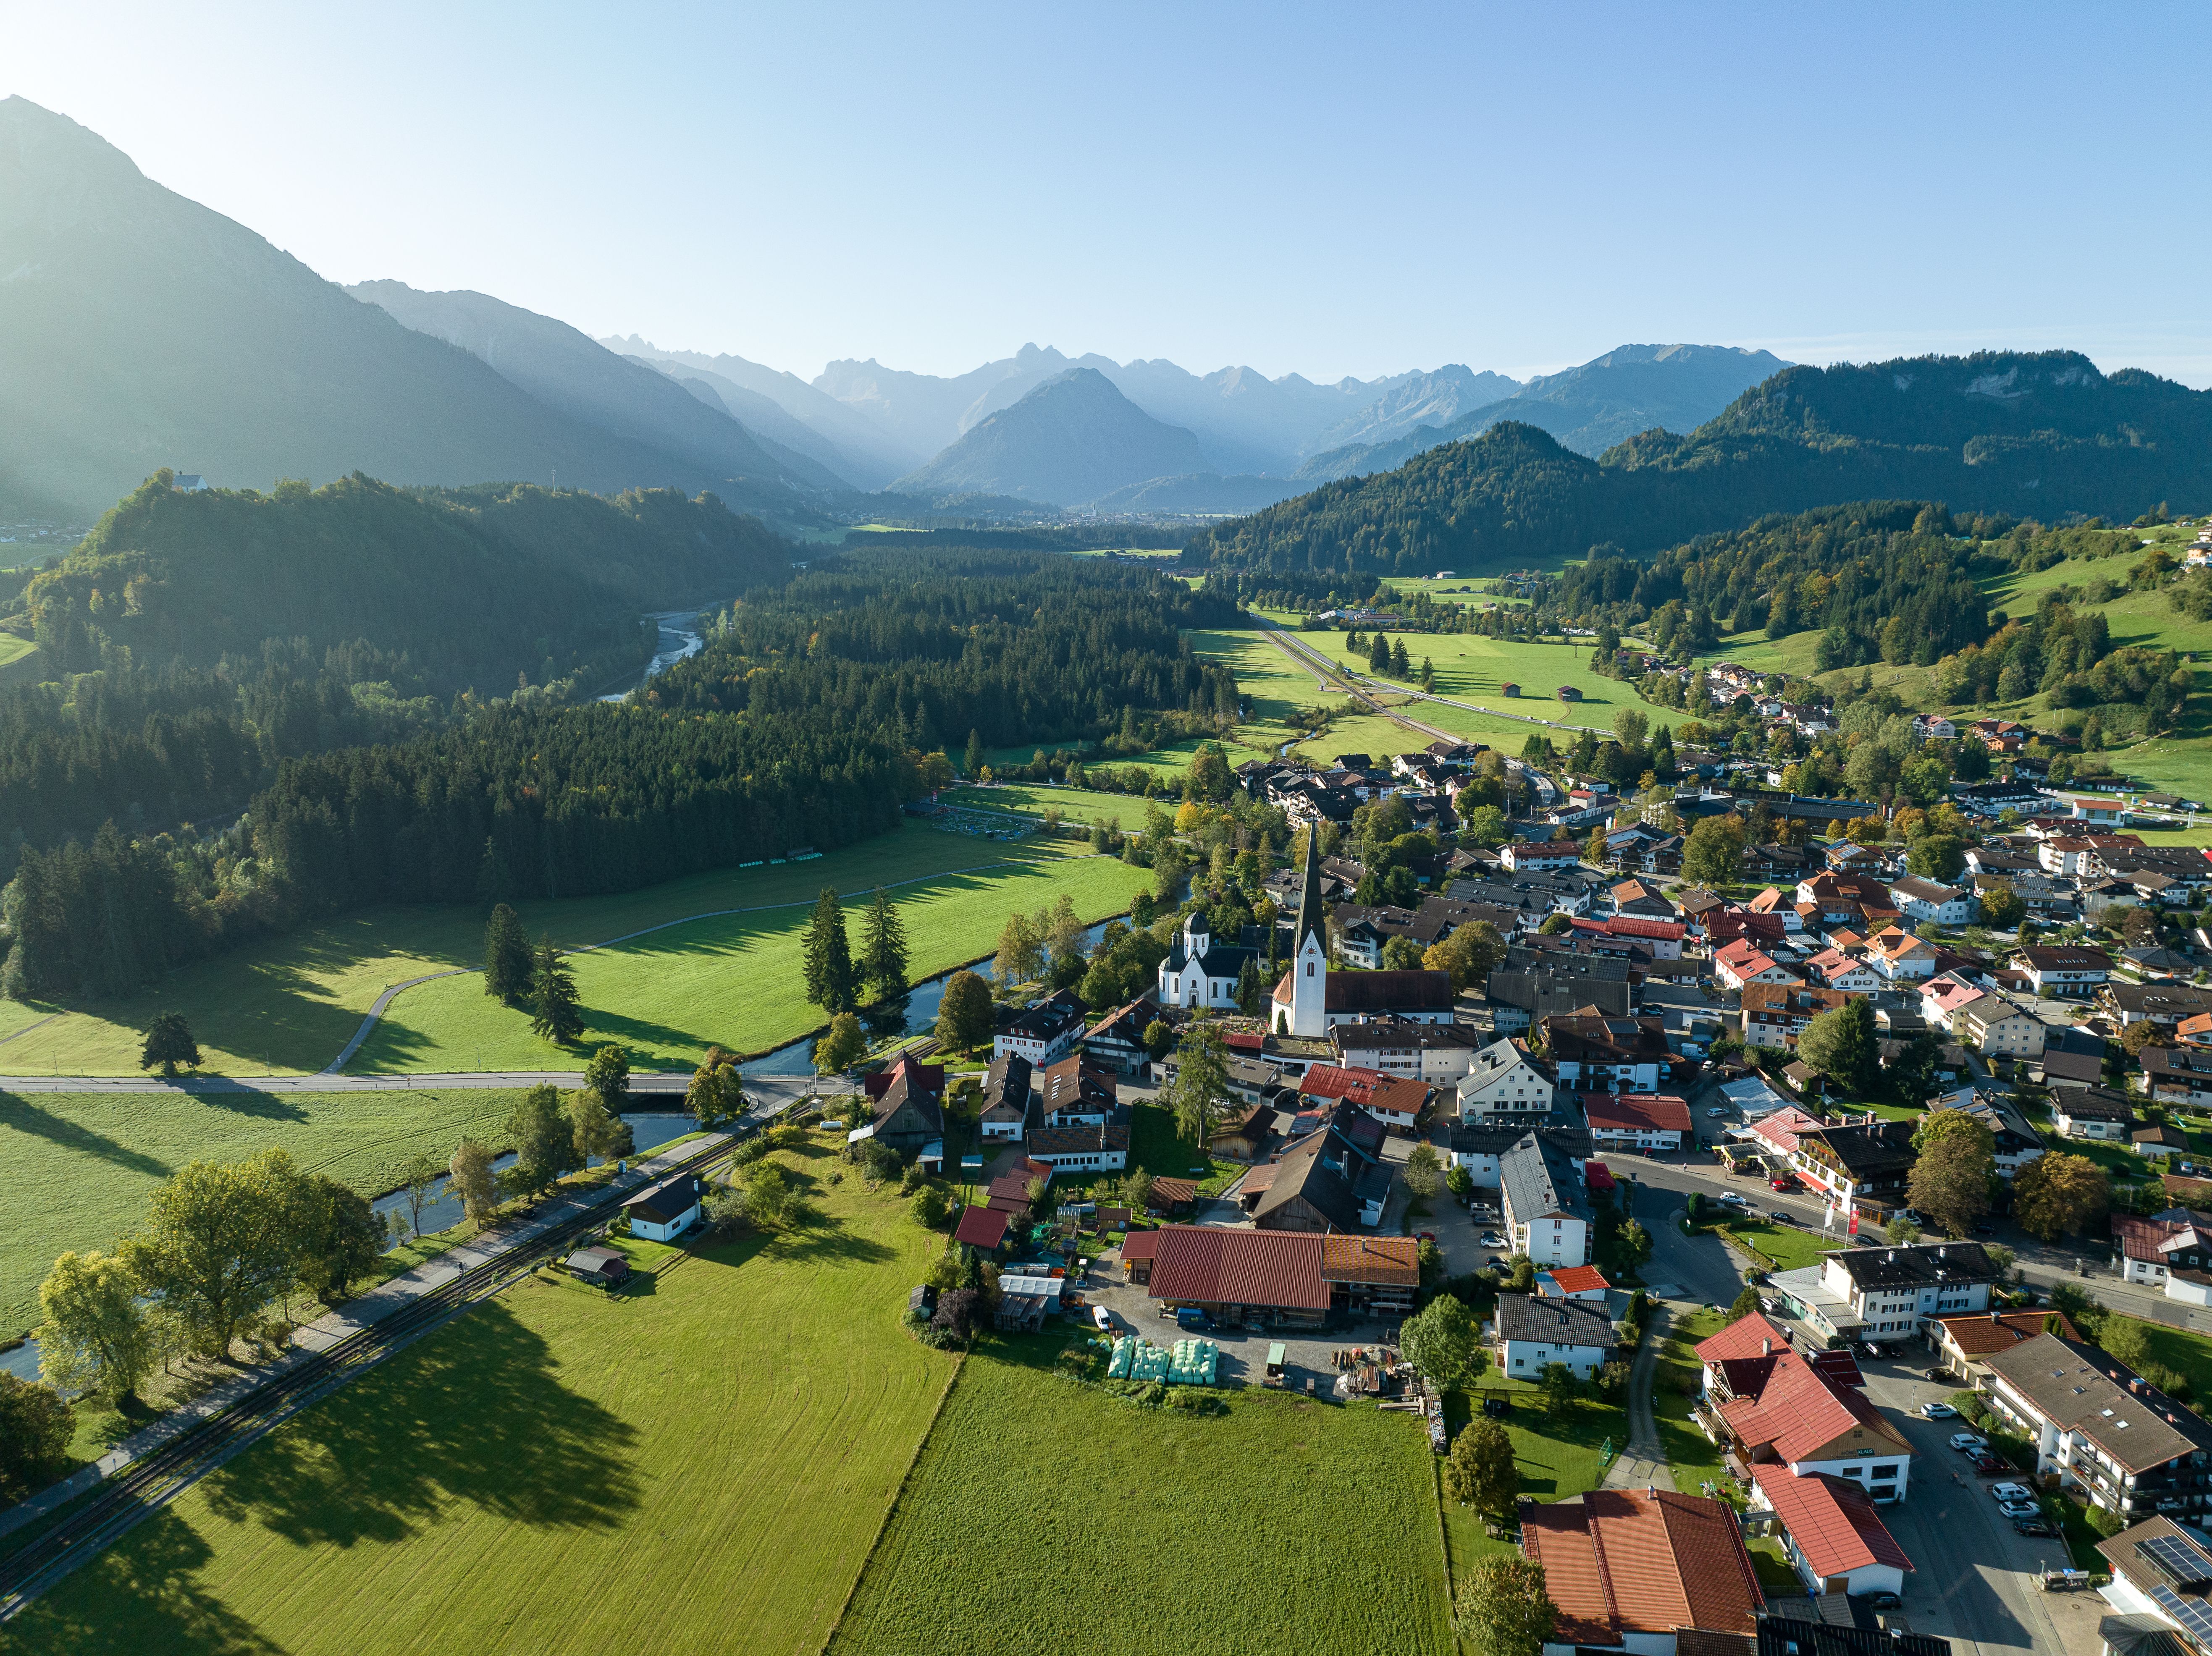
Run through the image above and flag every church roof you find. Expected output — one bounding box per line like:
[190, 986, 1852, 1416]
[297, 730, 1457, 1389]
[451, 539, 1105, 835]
[1293, 828, 1328, 958]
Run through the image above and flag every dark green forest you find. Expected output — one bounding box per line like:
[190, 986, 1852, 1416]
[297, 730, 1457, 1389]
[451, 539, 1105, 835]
[1188, 351, 2212, 577]
[3, 545, 1237, 1001]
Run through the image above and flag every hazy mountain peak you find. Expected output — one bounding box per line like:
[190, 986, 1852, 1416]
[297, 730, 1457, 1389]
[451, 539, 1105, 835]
[890, 366, 1210, 506]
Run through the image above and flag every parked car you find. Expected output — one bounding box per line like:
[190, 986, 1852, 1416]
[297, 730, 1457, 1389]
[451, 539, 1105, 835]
[1918, 1402, 1957, 1419]
[1416, 1231, 1437, 1245]
[1973, 1222, 1996, 1236]
[1860, 1342, 1886, 1359]
[2015, 1519, 2058, 1538]
[2040, 1567, 2090, 1590]
[1949, 1432, 1988, 1452]
[1707, 1106, 1730, 1118]
[1999, 1499, 2041, 1520]
[1092, 1306, 1114, 1331]
[1481, 1395, 1512, 1419]
[1480, 1233, 1506, 1247]
[1992, 1481, 2036, 1503]
[1863, 1592, 1902, 1610]
[1720, 1192, 1751, 1208]
[1969, 1451, 2008, 1476]
[1769, 1176, 1801, 1191]
[1768, 1210, 1796, 1224]
[1175, 1308, 1213, 1332]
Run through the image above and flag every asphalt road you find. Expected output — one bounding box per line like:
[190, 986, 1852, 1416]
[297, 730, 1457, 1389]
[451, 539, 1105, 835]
[0, 1070, 855, 1099]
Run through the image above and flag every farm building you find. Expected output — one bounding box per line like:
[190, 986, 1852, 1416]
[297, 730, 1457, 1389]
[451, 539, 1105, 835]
[1143, 1226, 1333, 1328]
[1320, 1234, 1420, 1317]
[1556, 685, 1582, 702]
[858, 1051, 946, 1161]
[1119, 1228, 1161, 1283]
[1501, 681, 1520, 697]
[625, 1174, 707, 1242]
[994, 1273, 1063, 1332]
[564, 1245, 631, 1287]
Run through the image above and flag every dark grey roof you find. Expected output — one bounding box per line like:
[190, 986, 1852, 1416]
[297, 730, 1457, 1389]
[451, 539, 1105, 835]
[2105, 983, 2212, 1018]
[1826, 1241, 2000, 1293]
[1493, 1293, 1615, 1349]
[2052, 1083, 2135, 1121]
[625, 1173, 706, 1224]
[1758, 1612, 1952, 1656]
[980, 1054, 1035, 1122]
[1292, 827, 1329, 958]
[1485, 967, 1633, 1021]
[1500, 1131, 1590, 1228]
[1984, 1334, 2212, 1472]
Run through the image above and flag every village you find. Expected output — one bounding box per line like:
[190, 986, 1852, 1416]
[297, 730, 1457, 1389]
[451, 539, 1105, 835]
[734, 697, 2212, 1656]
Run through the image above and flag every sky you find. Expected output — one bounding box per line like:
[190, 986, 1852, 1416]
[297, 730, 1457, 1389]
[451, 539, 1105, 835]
[6, 1, 2211, 386]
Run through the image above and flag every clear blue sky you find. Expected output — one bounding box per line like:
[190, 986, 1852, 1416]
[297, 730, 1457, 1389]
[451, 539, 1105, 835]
[7, 1, 2209, 385]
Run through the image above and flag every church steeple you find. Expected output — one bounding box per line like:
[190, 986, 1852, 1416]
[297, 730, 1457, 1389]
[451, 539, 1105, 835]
[1292, 826, 1327, 959]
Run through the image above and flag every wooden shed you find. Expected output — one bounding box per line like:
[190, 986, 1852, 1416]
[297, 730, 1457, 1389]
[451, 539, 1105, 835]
[565, 1246, 632, 1287]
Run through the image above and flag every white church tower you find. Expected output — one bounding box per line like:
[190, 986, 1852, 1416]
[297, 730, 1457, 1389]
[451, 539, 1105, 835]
[1279, 827, 1330, 1037]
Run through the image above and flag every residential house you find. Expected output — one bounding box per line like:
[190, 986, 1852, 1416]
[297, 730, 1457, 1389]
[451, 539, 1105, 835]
[1768, 1243, 2002, 1349]
[1797, 871, 1895, 925]
[1751, 1469, 1913, 1597]
[1517, 1489, 1764, 1656]
[2011, 945, 2113, 997]
[625, 1174, 706, 1243]
[1501, 1130, 1595, 1267]
[2051, 1082, 2136, 1141]
[1538, 1264, 1611, 1301]
[1330, 1018, 1481, 1083]
[2094, 1517, 2212, 1653]
[1494, 1293, 1618, 1380]
[1919, 972, 1989, 1032]
[1716, 937, 1806, 991]
[2144, 1048, 2212, 1112]
[857, 1052, 945, 1158]
[1582, 1091, 1690, 1153]
[1482, 963, 1634, 1034]
[564, 1246, 632, 1287]
[1248, 1111, 1391, 1232]
[1432, 1120, 1593, 1187]
[978, 1055, 1039, 1142]
[1865, 925, 1942, 982]
[2039, 834, 2144, 877]
[1501, 840, 1585, 873]
[1791, 1120, 1919, 1215]
[1887, 876, 1977, 928]
[1298, 1063, 1433, 1136]
[1954, 990, 2049, 1060]
[1080, 999, 1159, 1076]
[952, 1204, 1012, 1256]
[1695, 1313, 1915, 1498]
[1804, 947, 1882, 993]
[1741, 982, 1859, 1048]
[2114, 1209, 2212, 1306]
[992, 987, 1088, 1066]
[2104, 983, 2212, 1031]
[1929, 1306, 2083, 1385]
[1983, 1334, 2212, 1528]
[1456, 1037, 1559, 1120]
[1541, 1009, 1675, 1093]
[1611, 877, 1678, 920]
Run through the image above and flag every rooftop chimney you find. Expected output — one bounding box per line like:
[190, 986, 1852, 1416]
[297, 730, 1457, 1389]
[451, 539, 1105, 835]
[1763, 1337, 1772, 1356]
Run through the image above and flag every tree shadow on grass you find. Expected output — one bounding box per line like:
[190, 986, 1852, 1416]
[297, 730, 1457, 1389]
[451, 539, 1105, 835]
[194, 1299, 641, 1549]
[0, 1092, 172, 1177]
[4, 1513, 282, 1656]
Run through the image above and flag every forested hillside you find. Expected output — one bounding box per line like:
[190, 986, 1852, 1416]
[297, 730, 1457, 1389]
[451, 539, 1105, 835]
[1191, 351, 2212, 576]
[0, 472, 791, 875]
[3, 548, 1238, 1001]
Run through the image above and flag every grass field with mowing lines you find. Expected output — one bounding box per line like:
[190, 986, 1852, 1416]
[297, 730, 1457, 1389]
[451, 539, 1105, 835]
[0, 1137, 958, 1656]
[0, 1087, 530, 1336]
[0, 826, 1134, 1077]
[829, 1340, 1454, 1655]
[351, 849, 1150, 1074]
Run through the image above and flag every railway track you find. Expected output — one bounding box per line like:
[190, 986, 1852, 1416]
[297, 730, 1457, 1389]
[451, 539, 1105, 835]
[0, 1129, 752, 1619]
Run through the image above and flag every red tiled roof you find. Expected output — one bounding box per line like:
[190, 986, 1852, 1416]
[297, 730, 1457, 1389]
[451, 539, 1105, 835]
[1144, 1225, 1330, 1310]
[952, 1206, 1010, 1249]
[1700, 1314, 1909, 1466]
[1519, 1490, 1763, 1643]
[1753, 1470, 1913, 1577]
[1750, 1106, 1824, 1156]
[1934, 1307, 2080, 1355]
[1582, 1093, 1692, 1134]
[1118, 1229, 1161, 1263]
[1605, 914, 1686, 941]
[1546, 1265, 1610, 1294]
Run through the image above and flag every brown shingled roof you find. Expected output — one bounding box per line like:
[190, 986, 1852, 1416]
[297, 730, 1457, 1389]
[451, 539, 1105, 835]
[1519, 1489, 1763, 1643]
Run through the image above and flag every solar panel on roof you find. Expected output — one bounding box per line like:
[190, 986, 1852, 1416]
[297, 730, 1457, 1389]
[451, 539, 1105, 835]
[2139, 1532, 2212, 1587]
[2152, 1583, 2212, 1642]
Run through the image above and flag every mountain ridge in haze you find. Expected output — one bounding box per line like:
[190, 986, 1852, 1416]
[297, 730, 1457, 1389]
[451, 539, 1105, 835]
[0, 96, 811, 524]
[890, 368, 1210, 506]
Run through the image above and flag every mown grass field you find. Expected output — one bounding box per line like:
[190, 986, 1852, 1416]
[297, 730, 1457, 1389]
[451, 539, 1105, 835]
[0, 826, 1141, 1077]
[0, 1087, 527, 1336]
[1716, 1217, 1846, 1275]
[829, 1341, 1454, 1655]
[0, 1137, 958, 1656]
[349, 845, 1149, 1074]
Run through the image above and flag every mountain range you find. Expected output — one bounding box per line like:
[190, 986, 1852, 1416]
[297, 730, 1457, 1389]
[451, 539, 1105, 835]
[1191, 349, 2212, 576]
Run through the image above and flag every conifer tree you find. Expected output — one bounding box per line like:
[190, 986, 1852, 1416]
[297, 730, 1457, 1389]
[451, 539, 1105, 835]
[965, 728, 986, 778]
[482, 902, 532, 1002]
[859, 887, 910, 1003]
[528, 933, 584, 1044]
[803, 887, 857, 1012]
[1369, 630, 1391, 673]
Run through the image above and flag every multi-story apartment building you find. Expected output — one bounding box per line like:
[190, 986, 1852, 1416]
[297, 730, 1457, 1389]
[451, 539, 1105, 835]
[1763, 1242, 2002, 1349]
[1984, 1334, 2212, 1528]
[1500, 1130, 1593, 1268]
[1455, 1037, 1556, 1120]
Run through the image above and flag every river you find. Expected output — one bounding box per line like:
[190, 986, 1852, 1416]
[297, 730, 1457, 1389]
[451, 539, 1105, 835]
[598, 610, 705, 702]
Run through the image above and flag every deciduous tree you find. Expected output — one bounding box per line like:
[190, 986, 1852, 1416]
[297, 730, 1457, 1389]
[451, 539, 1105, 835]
[37, 1249, 156, 1402]
[396, 1150, 442, 1237]
[1797, 997, 1878, 1094]
[814, 1011, 868, 1075]
[1426, 919, 1508, 990]
[294, 1174, 386, 1304]
[1680, 815, 1745, 888]
[1455, 1554, 1557, 1656]
[565, 1088, 626, 1162]
[503, 1084, 580, 1199]
[448, 1137, 500, 1227]
[685, 1046, 746, 1128]
[1401, 1295, 1483, 1390]
[1908, 1114, 1995, 1236]
[994, 911, 1045, 987]
[1444, 1417, 1519, 1515]
[1404, 1142, 1443, 1200]
[122, 1148, 310, 1357]
[583, 1044, 630, 1109]
[2014, 1152, 2112, 1242]
[0, 1375, 73, 1500]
